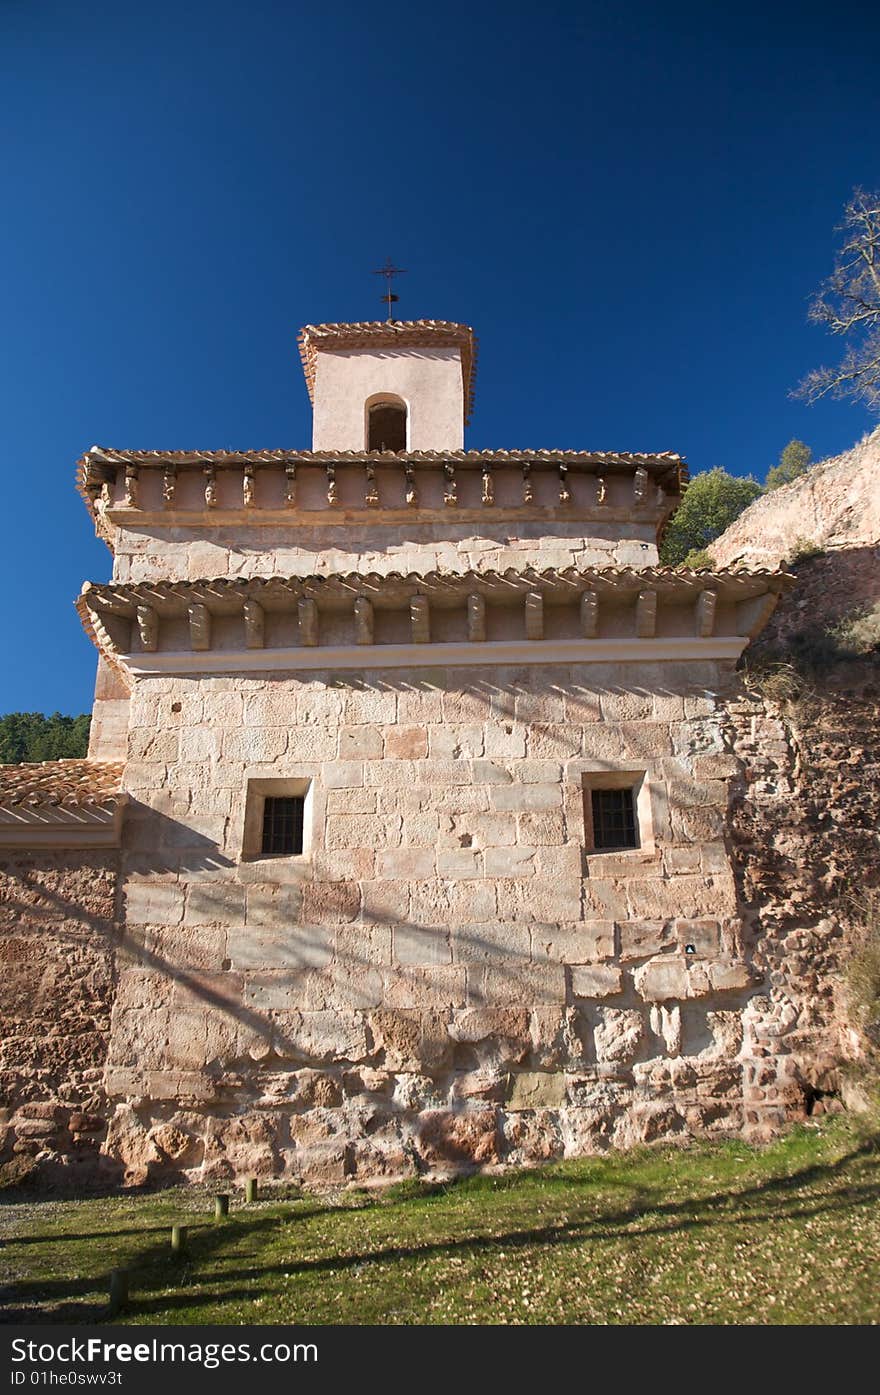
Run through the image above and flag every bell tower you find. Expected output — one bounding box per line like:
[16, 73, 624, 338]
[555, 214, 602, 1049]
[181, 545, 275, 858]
[298, 320, 476, 452]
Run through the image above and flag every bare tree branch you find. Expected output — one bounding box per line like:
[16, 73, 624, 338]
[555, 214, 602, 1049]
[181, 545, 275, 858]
[793, 187, 880, 411]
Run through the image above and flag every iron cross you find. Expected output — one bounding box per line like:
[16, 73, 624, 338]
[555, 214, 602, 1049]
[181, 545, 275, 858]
[372, 258, 407, 320]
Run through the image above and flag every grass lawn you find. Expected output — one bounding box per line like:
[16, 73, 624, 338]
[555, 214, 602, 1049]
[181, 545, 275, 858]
[2, 1118, 879, 1325]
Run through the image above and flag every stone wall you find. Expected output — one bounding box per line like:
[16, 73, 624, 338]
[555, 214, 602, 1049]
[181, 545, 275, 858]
[103, 658, 763, 1184]
[0, 851, 120, 1186]
[110, 517, 660, 584]
[4, 660, 875, 1188]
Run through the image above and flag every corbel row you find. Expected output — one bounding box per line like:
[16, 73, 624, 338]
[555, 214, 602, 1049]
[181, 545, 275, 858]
[108, 461, 658, 513]
[125, 583, 721, 654]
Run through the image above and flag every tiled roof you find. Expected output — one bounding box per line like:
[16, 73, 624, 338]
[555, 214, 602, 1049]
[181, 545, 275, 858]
[76, 446, 689, 509]
[0, 760, 125, 812]
[79, 564, 794, 618]
[297, 321, 478, 421]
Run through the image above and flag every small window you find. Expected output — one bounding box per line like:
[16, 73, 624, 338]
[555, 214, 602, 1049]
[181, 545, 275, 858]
[590, 786, 639, 851]
[242, 778, 313, 862]
[261, 795, 305, 856]
[367, 400, 407, 451]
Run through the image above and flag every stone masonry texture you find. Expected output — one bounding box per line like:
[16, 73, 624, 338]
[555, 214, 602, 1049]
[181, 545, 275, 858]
[4, 652, 873, 1188]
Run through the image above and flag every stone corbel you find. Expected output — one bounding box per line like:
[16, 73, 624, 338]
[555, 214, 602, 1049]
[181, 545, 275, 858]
[162, 465, 177, 507]
[298, 597, 318, 646]
[525, 591, 544, 640]
[695, 589, 717, 638]
[365, 462, 380, 508]
[596, 475, 607, 505]
[136, 605, 158, 652]
[443, 461, 457, 507]
[633, 467, 648, 504]
[243, 464, 256, 508]
[354, 597, 374, 645]
[558, 463, 571, 505]
[326, 463, 339, 507]
[411, 594, 430, 643]
[204, 465, 217, 509]
[482, 466, 494, 506]
[405, 462, 418, 507]
[188, 603, 211, 651]
[468, 593, 486, 642]
[243, 599, 265, 649]
[636, 589, 657, 638]
[124, 466, 139, 508]
[580, 590, 599, 637]
[522, 461, 534, 504]
[285, 463, 297, 507]
[736, 591, 779, 639]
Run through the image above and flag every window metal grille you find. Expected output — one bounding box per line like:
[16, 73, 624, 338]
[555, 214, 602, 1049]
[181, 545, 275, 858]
[590, 786, 638, 850]
[261, 795, 305, 856]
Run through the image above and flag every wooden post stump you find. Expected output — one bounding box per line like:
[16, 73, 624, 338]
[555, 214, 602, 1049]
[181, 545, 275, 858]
[171, 1224, 187, 1254]
[214, 1194, 230, 1221]
[244, 1178, 258, 1204]
[108, 1268, 129, 1315]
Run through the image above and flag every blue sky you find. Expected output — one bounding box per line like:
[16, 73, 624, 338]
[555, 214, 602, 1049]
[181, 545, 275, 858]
[2, 0, 878, 715]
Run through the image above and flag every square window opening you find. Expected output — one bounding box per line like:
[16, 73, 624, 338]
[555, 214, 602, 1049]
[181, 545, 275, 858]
[590, 786, 639, 851]
[261, 795, 305, 856]
[241, 777, 313, 863]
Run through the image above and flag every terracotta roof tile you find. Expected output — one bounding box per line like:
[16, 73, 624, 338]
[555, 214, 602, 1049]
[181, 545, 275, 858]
[0, 760, 125, 811]
[297, 321, 478, 421]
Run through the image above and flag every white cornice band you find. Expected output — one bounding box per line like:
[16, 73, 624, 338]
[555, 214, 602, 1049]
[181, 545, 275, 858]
[121, 636, 747, 677]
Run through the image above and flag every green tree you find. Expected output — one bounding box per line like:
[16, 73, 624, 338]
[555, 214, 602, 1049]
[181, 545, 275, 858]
[0, 712, 91, 763]
[659, 467, 763, 567]
[765, 438, 813, 491]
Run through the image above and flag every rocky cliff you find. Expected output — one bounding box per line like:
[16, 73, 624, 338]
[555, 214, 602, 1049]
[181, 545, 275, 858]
[710, 426, 880, 570]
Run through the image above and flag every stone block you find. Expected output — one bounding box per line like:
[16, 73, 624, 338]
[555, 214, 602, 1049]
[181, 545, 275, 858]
[383, 726, 428, 759]
[633, 958, 691, 1001]
[360, 880, 410, 922]
[327, 787, 377, 814]
[325, 814, 402, 851]
[124, 881, 185, 927]
[245, 883, 303, 928]
[531, 920, 616, 962]
[338, 726, 383, 759]
[692, 753, 740, 779]
[437, 847, 483, 878]
[484, 845, 536, 876]
[321, 761, 364, 789]
[484, 724, 527, 758]
[708, 962, 754, 992]
[223, 728, 288, 763]
[528, 725, 581, 759]
[467, 961, 566, 1007]
[184, 881, 247, 926]
[449, 1006, 530, 1044]
[394, 926, 452, 966]
[570, 965, 623, 998]
[594, 1008, 645, 1063]
[383, 965, 468, 1009]
[506, 1071, 567, 1110]
[489, 782, 562, 812]
[429, 725, 484, 759]
[452, 921, 531, 962]
[618, 919, 673, 961]
[335, 924, 394, 968]
[516, 811, 565, 845]
[229, 928, 333, 970]
[301, 881, 361, 924]
[376, 847, 435, 879]
[675, 918, 721, 956]
[471, 759, 513, 784]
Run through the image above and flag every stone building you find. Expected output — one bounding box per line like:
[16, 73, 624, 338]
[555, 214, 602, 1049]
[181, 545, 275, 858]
[2, 318, 810, 1187]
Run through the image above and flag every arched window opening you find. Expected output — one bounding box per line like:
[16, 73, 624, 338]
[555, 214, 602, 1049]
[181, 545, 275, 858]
[367, 399, 407, 452]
